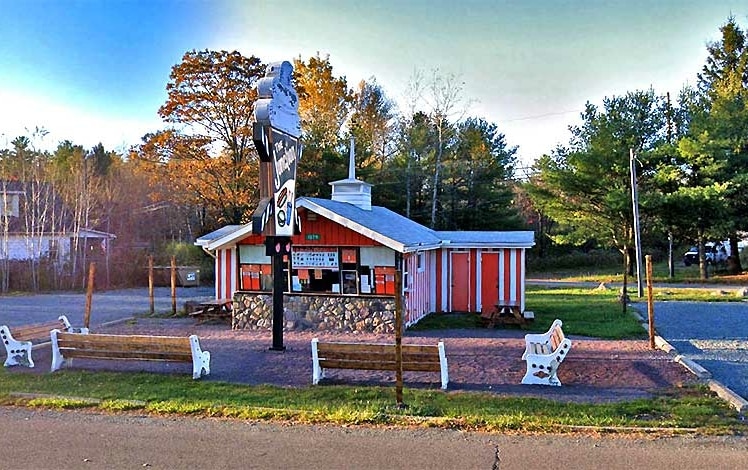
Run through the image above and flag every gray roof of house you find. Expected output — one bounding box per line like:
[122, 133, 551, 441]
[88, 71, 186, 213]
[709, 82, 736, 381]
[299, 198, 442, 252]
[195, 225, 244, 246]
[436, 230, 535, 247]
[194, 198, 535, 252]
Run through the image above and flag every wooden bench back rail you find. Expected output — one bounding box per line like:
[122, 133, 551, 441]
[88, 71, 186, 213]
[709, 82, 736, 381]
[50, 331, 210, 379]
[521, 319, 572, 386]
[1, 315, 80, 368]
[311, 339, 449, 389]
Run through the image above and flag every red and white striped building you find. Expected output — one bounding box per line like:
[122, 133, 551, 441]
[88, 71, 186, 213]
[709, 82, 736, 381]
[196, 165, 534, 328]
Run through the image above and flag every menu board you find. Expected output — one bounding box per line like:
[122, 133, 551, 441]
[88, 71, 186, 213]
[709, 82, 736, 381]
[292, 249, 338, 268]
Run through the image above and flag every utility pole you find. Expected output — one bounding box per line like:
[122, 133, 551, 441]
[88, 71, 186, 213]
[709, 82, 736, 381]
[666, 92, 675, 278]
[630, 148, 644, 298]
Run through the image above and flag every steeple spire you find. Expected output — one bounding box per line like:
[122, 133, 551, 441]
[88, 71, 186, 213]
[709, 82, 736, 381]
[348, 136, 356, 180]
[329, 137, 372, 210]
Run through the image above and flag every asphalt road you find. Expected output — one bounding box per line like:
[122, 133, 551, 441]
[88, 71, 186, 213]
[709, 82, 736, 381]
[2, 407, 747, 470]
[0, 286, 214, 327]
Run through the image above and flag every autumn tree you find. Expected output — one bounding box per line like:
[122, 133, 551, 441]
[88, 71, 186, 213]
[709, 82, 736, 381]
[293, 54, 352, 197]
[347, 78, 396, 179]
[132, 129, 258, 230]
[157, 50, 265, 224]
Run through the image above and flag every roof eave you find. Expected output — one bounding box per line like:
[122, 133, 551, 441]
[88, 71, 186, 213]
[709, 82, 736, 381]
[298, 199, 406, 253]
[202, 224, 255, 251]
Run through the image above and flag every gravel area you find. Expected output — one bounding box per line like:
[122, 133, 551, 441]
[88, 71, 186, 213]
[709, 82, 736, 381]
[6, 288, 736, 404]
[632, 301, 748, 401]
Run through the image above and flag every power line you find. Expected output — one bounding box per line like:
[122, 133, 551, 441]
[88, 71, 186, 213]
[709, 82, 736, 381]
[501, 109, 582, 123]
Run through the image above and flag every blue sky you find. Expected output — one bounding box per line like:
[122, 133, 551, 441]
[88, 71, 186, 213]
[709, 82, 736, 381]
[1, 0, 746, 168]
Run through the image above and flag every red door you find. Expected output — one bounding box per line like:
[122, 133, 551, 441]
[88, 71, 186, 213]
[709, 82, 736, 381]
[451, 252, 470, 311]
[480, 252, 499, 313]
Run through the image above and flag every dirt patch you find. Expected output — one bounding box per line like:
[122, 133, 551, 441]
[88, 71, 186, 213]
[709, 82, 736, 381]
[13, 317, 698, 403]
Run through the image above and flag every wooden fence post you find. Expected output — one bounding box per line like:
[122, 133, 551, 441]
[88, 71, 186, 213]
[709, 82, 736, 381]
[646, 255, 655, 349]
[83, 262, 96, 329]
[395, 270, 404, 407]
[148, 255, 155, 315]
[171, 256, 177, 316]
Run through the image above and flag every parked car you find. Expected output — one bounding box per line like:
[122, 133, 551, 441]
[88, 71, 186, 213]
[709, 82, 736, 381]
[683, 242, 729, 266]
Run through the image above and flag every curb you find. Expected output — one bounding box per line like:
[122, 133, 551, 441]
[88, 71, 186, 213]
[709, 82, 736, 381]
[652, 333, 746, 415]
[707, 380, 748, 415]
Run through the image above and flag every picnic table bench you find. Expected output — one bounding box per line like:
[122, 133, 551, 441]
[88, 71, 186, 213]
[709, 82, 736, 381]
[521, 319, 571, 386]
[50, 331, 211, 379]
[311, 339, 449, 389]
[1, 315, 86, 368]
[187, 299, 232, 324]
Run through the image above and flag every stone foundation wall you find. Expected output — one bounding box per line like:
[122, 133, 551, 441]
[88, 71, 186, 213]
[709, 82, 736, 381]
[232, 292, 396, 334]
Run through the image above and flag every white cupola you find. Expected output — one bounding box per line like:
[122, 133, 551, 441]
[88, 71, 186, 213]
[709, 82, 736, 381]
[330, 137, 372, 210]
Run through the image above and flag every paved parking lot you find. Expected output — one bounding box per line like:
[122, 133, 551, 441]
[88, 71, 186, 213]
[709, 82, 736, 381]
[0, 286, 214, 327]
[634, 301, 748, 401]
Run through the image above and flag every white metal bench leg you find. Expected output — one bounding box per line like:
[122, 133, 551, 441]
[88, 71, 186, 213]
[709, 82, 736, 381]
[1, 326, 34, 368]
[311, 338, 322, 385]
[189, 335, 211, 379]
[438, 341, 449, 390]
[50, 329, 65, 372]
[522, 355, 562, 386]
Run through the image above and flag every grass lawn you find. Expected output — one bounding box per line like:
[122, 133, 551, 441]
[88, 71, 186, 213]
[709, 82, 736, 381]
[0, 370, 744, 435]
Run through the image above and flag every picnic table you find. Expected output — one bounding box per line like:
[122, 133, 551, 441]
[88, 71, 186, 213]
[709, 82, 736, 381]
[481, 304, 532, 327]
[188, 299, 233, 324]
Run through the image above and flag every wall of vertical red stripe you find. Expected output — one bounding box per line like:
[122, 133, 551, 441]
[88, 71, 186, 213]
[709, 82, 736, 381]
[212, 243, 526, 317]
[214, 247, 234, 300]
[404, 251, 432, 326]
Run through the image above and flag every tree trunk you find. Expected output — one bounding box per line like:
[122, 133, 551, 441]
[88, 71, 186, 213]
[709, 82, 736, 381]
[626, 246, 635, 276]
[698, 235, 709, 280]
[727, 233, 742, 274]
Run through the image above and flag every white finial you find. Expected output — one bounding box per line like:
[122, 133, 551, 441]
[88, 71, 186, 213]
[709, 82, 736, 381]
[348, 137, 356, 180]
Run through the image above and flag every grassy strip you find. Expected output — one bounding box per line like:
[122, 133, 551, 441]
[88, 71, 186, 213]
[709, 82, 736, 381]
[529, 261, 748, 286]
[413, 286, 744, 337]
[1, 370, 744, 434]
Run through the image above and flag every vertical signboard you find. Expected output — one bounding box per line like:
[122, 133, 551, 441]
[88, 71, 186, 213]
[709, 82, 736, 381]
[270, 129, 301, 236]
[252, 60, 302, 351]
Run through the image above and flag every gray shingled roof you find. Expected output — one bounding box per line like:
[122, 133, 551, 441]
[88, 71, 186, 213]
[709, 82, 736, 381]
[195, 225, 244, 246]
[437, 230, 535, 247]
[299, 198, 442, 251]
[194, 198, 535, 252]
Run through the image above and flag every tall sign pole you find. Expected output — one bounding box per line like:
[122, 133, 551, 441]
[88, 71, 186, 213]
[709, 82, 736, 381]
[252, 61, 302, 351]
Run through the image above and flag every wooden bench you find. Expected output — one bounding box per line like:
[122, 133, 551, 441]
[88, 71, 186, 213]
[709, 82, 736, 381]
[521, 319, 572, 386]
[188, 299, 232, 324]
[50, 331, 211, 379]
[1, 315, 86, 368]
[311, 339, 448, 389]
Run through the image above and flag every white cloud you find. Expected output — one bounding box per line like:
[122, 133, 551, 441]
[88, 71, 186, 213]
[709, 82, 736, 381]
[0, 89, 163, 154]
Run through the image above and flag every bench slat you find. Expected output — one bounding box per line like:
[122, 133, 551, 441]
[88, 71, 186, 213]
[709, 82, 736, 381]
[319, 359, 442, 372]
[58, 348, 193, 362]
[319, 351, 440, 363]
[317, 342, 438, 355]
[13, 321, 67, 341]
[56, 332, 190, 349]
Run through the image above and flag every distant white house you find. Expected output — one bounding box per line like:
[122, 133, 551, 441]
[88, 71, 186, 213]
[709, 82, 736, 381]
[0, 181, 115, 262]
